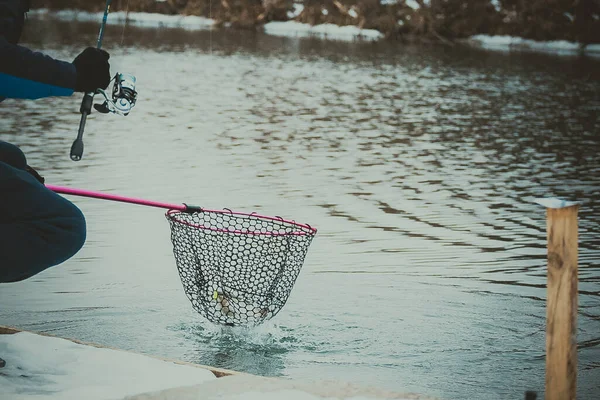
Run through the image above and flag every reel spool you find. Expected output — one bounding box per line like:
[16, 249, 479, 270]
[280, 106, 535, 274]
[94, 72, 138, 116]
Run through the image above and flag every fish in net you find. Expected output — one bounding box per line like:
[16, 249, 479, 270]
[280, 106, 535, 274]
[166, 209, 317, 326]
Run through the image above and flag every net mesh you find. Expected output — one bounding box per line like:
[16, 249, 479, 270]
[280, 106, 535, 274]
[166, 210, 316, 326]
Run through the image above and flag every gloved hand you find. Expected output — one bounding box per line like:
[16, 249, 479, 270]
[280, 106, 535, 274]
[72, 47, 111, 93]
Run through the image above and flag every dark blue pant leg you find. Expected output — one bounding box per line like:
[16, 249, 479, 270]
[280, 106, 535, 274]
[0, 141, 86, 283]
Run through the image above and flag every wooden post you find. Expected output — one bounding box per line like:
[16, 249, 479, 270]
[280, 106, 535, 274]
[535, 199, 579, 400]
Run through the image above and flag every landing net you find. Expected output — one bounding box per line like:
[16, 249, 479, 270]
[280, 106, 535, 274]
[166, 209, 316, 326]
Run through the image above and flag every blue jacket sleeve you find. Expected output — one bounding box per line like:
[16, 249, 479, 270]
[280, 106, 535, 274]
[0, 0, 76, 100]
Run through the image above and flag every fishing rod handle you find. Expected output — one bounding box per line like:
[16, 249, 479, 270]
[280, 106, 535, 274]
[71, 0, 112, 162]
[70, 92, 94, 161]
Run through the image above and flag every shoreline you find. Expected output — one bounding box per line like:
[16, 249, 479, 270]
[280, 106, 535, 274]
[1, 326, 438, 400]
[28, 8, 600, 58]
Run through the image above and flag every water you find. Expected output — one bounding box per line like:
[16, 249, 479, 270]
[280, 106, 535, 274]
[1, 17, 600, 400]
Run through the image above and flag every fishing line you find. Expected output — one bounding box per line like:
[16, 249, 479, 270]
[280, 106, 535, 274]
[120, 0, 130, 46]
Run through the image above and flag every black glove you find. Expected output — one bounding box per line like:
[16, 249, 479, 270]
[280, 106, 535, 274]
[72, 47, 111, 93]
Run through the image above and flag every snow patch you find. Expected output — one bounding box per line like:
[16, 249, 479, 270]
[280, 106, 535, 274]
[0, 332, 216, 400]
[287, 3, 304, 19]
[586, 44, 600, 54]
[264, 21, 384, 41]
[28, 9, 215, 30]
[405, 0, 420, 10]
[0, 331, 434, 400]
[469, 34, 600, 57]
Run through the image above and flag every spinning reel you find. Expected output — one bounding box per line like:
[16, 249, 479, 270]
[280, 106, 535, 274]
[70, 0, 139, 161]
[94, 72, 138, 116]
[70, 72, 138, 161]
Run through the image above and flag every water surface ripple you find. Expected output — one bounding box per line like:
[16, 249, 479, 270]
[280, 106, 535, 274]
[1, 19, 599, 400]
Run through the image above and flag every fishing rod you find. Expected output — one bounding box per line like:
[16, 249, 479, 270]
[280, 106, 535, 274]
[70, 0, 138, 161]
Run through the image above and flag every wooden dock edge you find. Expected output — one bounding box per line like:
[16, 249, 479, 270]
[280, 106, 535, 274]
[0, 325, 241, 378]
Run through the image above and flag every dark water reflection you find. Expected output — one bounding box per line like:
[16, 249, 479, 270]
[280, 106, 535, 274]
[1, 17, 599, 400]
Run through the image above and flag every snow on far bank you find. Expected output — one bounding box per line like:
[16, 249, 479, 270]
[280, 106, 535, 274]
[264, 21, 384, 41]
[469, 34, 600, 58]
[287, 3, 304, 19]
[404, 0, 420, 10]
[27, 8, 600, 55]
[0, 331, 216, 400]
[29, 8, 382, 41]
[28, 8, 214, 30]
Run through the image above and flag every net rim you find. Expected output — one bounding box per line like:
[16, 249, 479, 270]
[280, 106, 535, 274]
[166, 209, 317, 237]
